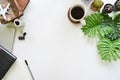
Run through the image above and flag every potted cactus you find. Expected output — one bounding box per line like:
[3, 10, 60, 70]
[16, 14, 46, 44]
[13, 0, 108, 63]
[91, 0, 104, 11]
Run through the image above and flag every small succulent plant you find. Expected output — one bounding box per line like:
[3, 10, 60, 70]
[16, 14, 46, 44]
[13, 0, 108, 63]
[93, 0, 103, 7]
[102, 4, 114, 14]
[115, 0, 120, 11]
[91, 0, 104, 11]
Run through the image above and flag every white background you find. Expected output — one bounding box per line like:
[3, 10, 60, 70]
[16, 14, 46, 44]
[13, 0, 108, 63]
[13, 0, 120, 80]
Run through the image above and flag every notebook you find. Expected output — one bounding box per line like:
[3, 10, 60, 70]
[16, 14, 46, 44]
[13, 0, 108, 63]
[3, 60, 34, 80]
[0, 45, 17, 80]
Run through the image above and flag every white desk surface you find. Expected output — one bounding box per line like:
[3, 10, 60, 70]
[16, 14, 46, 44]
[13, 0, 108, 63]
[12, 0, 120, 80]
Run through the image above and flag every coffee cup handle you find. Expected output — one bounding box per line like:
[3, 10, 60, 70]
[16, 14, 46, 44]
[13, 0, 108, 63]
[80, 19, 86, 25]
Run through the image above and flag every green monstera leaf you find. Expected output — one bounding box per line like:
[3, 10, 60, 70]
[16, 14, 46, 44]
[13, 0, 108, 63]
[107, 14, 120, 41]
[81, 13, 112, 38]
[81, 12, 120, 61]
[97, 37, 120, 61]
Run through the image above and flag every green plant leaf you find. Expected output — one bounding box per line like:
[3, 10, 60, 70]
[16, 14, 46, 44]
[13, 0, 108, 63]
[114, 14, 120, 27]
[97, 37, 120, 61]
[81, 13, 112, 38]
[107, 28, 120, 41]
[101, 14, 113, 27]
[81, 13, 120, 61]
[107, 14, 120, 41]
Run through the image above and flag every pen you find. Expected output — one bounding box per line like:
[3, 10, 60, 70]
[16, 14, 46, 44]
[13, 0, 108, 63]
[25, 60, 35, 80]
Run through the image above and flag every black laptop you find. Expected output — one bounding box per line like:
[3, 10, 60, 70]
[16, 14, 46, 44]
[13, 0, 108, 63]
[0, 45, 17, 79]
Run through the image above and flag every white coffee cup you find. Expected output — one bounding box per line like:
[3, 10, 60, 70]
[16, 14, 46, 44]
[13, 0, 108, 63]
[14, 19, 25, 28]
[68, 4, 86, 24]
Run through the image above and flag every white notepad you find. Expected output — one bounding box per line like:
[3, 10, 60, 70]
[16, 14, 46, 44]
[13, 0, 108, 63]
[0, 25, 15, 52]
[3, 60, 34, 80]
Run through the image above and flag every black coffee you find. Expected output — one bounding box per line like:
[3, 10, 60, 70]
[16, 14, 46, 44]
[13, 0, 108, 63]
[71, 6, 84, 20]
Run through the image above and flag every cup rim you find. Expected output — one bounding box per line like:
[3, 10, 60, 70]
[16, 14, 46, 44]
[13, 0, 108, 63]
[69, 4, 86, 22]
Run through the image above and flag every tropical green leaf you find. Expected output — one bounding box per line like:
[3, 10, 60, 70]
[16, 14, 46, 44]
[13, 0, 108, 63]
[97, 37, 120, 61]
[107, 28, 120, 41]
[114, 14, 120, 27]
[81, 13, 112, 38]
[107, 14, 120, 41]
[81, 12, 120, 61]
[101, 14, 113, 27]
